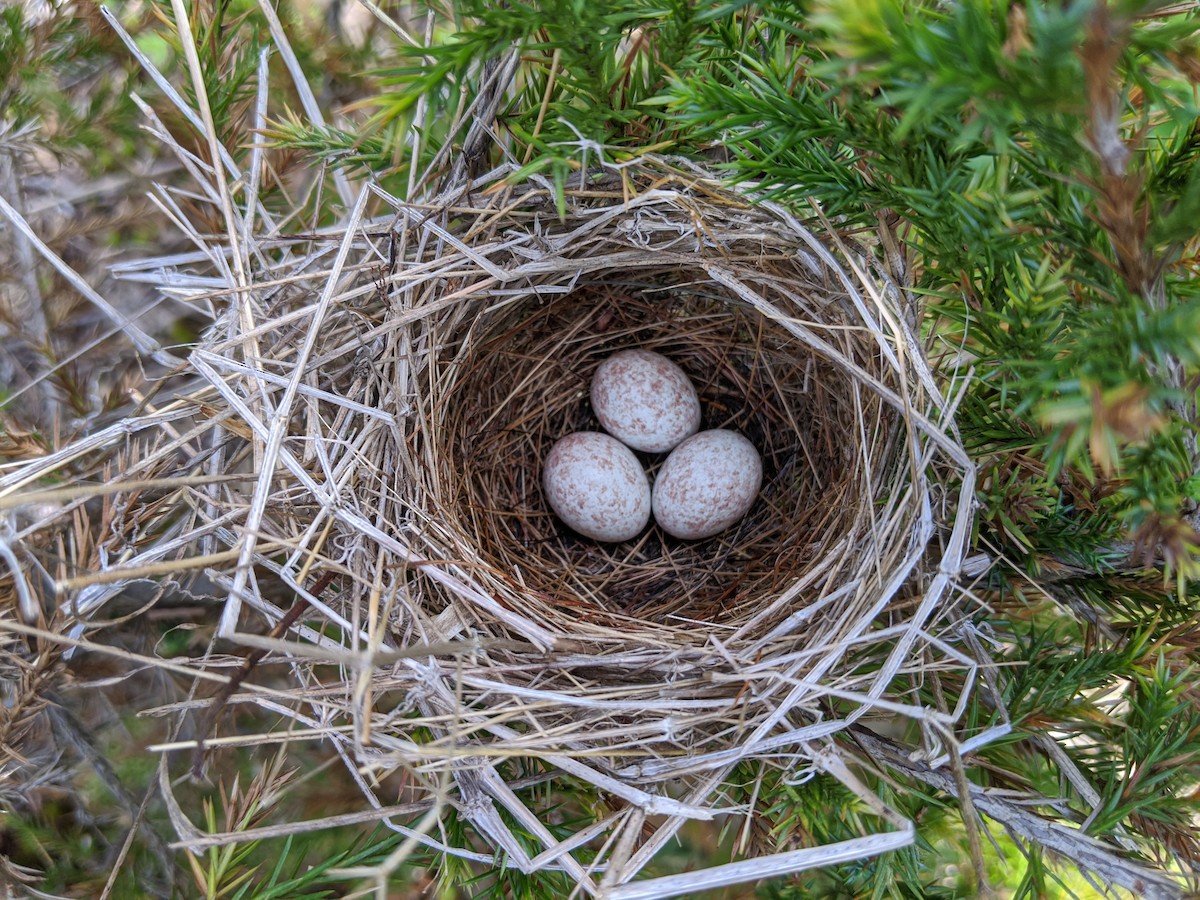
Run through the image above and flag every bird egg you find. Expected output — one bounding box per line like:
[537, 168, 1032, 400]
[543, 432, 652, 542]
[652, 430, 762, 540]
[590, 350, 701, 453]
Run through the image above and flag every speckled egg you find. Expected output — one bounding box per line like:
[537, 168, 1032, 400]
[590, 350, 701, 453]
[652, 430, 762, 540]
[543, 432, 652, 542]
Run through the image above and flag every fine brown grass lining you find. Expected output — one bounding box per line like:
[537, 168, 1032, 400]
[441, 279, 891, 630]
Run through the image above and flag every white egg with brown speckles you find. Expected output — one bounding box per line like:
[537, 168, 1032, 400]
[590, 350, 701, 453]
[543, 432, 652, 542]
[652, 430, 762, 540]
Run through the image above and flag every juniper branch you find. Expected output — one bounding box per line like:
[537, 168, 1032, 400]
[849, 727, 1185, 900]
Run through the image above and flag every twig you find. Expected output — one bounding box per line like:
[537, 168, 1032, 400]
[46, 700, 175, 895]
[0, 526, 40, 625]
[929, 667, 993, 898]
[218, 183, 371, 636]
[0, 192, 180, 367]
[0, 473, 250, 511]
[191, 570, 335, 780]
[253, 0, 355, 208]
[0, 153, 49, 345]
[850, 727, 1185, 900]
[55, 545, 282, 592]
[98, 775, 175, 900]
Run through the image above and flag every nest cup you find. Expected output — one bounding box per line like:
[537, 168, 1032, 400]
[362, 165, 972, 866]
[86, 159, 974, 890]
[445, 283, 879, 628]
[364, 163, 974, 773]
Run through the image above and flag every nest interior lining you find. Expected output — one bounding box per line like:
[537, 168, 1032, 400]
[440, 279, 892, 631]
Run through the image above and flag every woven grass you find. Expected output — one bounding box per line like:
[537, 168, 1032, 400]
[1, 156, 979, 894]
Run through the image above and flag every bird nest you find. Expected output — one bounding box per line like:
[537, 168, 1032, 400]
[11, 159, 978, 895]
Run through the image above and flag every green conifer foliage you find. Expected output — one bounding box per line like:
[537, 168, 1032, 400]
[673, 0, 1200, 582]
[666, 1, 1200, 892]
